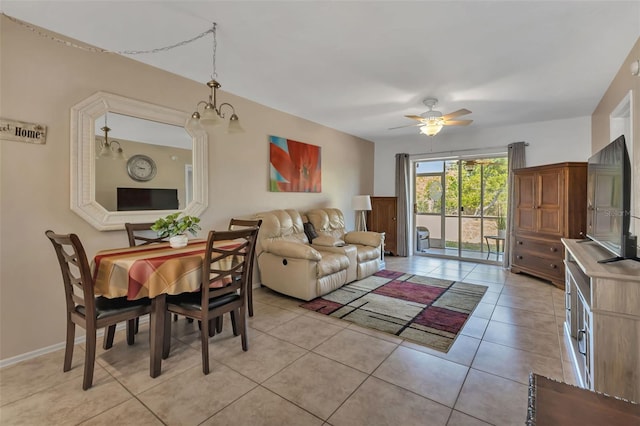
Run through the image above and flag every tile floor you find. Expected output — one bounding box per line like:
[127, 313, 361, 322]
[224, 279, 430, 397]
[0, 256, 577, 425]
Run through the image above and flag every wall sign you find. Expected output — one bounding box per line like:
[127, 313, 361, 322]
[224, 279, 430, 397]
[0, 118, 47, 144]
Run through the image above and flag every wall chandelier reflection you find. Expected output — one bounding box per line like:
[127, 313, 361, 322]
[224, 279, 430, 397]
[3, 14, 244, 134]
[97, 113, 126, 160]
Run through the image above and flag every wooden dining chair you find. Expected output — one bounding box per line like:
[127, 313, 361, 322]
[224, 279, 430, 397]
[45, 230, 151, 390]
[163, 227, 259, 374]
[228, 218, 262, 317]
[125, 222, 168, 247]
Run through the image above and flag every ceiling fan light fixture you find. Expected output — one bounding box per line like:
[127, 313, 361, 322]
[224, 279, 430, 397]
[420, 119, 444, 136]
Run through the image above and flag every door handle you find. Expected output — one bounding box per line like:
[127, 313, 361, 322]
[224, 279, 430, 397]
[577, 329, 587, 355]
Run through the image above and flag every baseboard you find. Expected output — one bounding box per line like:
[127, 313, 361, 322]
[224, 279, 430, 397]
[0, 316, 150, 369]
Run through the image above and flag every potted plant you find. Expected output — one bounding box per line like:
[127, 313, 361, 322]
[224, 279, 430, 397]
[151, 213, 201, 248]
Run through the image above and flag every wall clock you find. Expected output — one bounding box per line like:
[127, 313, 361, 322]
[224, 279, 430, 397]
[126, 154, 157, 182]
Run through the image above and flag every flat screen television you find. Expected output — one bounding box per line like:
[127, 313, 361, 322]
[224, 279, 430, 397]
[117, 188, 179, 211]
[586, 135, 638, 262]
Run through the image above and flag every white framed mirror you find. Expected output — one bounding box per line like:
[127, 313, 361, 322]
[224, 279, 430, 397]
[71, 92, 208, 231]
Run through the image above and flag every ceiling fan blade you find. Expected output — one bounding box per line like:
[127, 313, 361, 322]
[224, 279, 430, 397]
[442, 109, 471, 121]
[443, 119, 473, 126]
[404, 115, 426, 122]
[388, 123, 421, 130]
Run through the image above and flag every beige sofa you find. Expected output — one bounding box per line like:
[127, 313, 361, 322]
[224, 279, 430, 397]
[254, 208, 382, 301]
[306, 208, 382, 280]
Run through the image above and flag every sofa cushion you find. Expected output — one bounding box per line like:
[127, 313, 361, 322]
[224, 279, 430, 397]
[303, 222, 318, 243]
[316, 252, 350, 277]
[354, 245, 381, 262]
[307, 208, 346, 240]
[255, 209, 308, 256]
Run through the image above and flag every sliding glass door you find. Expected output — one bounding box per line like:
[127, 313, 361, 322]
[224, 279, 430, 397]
[415, 156, 508, 263]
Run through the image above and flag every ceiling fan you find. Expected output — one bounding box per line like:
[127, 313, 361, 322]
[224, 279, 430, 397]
[389, 98, 473, 136]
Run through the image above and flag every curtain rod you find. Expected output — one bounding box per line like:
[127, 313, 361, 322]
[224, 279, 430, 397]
[409, 142, 529, 159]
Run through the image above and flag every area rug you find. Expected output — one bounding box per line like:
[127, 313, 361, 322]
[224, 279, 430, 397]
[300, 269, 488, 352]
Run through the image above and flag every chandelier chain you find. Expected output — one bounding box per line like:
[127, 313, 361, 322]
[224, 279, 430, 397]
[211, 23, 217, 80]
[2, 12, 215, 56]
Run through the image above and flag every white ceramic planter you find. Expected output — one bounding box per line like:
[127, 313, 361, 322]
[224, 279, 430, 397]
[169, 234, 188, 248]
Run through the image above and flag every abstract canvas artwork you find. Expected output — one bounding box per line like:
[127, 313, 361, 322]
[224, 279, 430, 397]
[269, 135, 321, 192]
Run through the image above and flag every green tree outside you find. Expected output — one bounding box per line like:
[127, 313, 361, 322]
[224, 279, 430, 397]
[416, 157, 508, 224]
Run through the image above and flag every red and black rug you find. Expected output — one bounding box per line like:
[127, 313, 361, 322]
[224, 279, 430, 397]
[300, 269, 488, 352]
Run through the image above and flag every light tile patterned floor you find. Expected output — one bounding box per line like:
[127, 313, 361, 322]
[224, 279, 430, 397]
[0, 256, 576, 425]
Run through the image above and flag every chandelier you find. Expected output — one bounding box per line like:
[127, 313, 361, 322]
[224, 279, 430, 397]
[188, 23, 244, 133]
[97, 113, 125, 160]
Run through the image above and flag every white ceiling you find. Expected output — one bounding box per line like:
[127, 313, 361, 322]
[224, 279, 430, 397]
[4, 1, 639, 145]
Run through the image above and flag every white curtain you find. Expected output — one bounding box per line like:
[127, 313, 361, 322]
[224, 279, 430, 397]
[395, 153, 410, 256]
[504, 142, 527, 268]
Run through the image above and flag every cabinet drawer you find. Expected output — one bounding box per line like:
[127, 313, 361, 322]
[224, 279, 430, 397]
[513, 237, 564, 258]
[512, 249, 564, 280]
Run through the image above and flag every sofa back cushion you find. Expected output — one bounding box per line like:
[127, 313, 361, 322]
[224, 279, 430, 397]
[307, 208, 346, 240]
[254, 209, 308, 256]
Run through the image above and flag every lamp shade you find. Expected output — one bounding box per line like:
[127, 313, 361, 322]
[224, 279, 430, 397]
[226, 114, 244, 134]
[352, 195, 372, 211]
[200, 106, 221, 127]
[420, 120, 444, 136]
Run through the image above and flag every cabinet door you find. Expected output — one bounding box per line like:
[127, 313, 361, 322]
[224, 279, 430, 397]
[514, 173, 536, 232]
[537, 169, 563, 235]
[368, 197, 397, 255]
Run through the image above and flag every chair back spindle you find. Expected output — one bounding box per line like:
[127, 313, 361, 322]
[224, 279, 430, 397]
[125, 222, 168, 247]
[227, 218, 262, 316]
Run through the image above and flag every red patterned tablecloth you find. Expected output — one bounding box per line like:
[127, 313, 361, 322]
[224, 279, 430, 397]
[93, 239, 240, 300]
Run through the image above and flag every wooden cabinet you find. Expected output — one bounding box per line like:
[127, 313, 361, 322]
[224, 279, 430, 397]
[511, 162, 587, 288]
[563, 239, 640, 402]
[367, 196, 397, 255]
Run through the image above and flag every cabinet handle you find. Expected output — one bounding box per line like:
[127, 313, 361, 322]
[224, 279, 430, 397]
[550, 247, 558, 252]
[577, 329, 587, 355]
[517, 255, 523, 260]
[550, 264, 557, 269]
[517, 241, 523, 245]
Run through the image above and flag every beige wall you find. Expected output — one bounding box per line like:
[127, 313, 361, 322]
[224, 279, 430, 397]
[591, 37, 640, 252]
[0, 17, 374, 360]
[95, 139, 191, 211]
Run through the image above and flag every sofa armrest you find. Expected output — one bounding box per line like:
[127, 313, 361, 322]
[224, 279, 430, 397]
[312, 235, 346, 247]
[344, 231, 383, 248]
[261, 239, 322, 261]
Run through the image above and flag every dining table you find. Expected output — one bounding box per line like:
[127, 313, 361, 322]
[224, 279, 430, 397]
[92, 238, 242, 378]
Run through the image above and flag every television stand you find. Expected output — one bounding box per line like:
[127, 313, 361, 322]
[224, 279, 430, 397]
[562, 238, 640, 402]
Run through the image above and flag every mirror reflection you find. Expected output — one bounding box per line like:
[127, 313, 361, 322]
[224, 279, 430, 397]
[94, 113, 193, 212]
